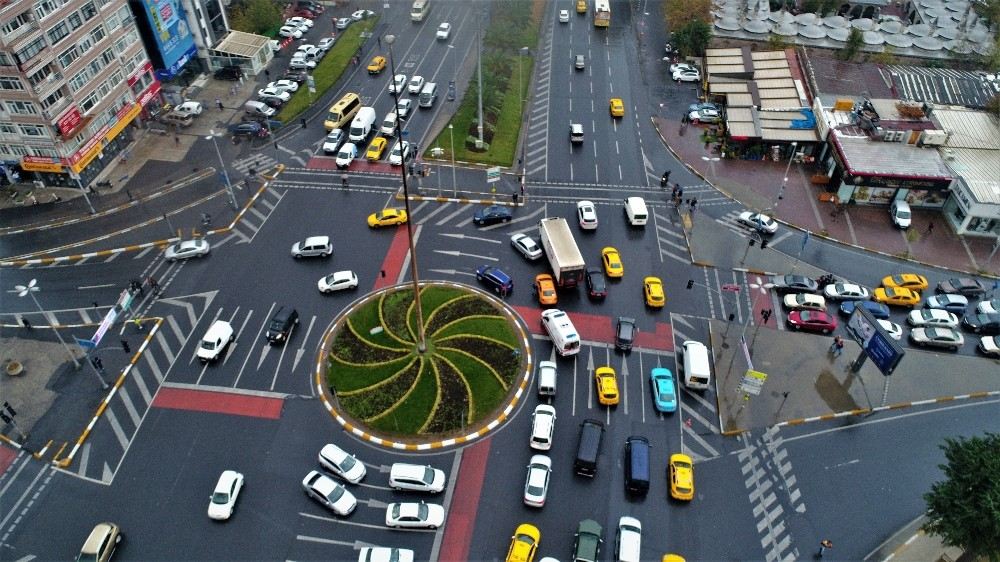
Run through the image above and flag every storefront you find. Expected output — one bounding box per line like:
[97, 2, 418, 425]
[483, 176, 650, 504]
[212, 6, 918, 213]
[940, 148, 1000, 239]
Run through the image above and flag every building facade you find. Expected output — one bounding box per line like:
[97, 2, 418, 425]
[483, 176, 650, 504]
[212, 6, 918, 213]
[1, 0, 160, 188]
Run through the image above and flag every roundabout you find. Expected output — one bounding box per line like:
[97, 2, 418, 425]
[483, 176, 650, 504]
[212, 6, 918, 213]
[314, 281, 533, 450]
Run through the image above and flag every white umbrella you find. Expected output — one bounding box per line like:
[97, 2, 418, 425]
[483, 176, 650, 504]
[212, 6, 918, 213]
[884, 34, 914, 47]
[823, 15, 848, 28]
[794, 12, 818, 25]
[862, 30, 885, 44]
[913, 35, 944, 50]
[851, 18, 875, 31]
[769, 10, 796, 24]
[826, 26, 851, 41]
[878, 20, 903, 34]
[798, 24, 827, 39]
[773, 21, 798, 35]
[908, 23, 932, 36]
[716, 16, 741, 30]
[742, 18, 771, 33]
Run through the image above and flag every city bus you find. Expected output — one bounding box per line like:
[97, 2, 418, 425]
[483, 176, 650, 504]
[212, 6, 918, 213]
[594, 0, 610, 27]
[324, 93, 362, 131]
[411, 0, 430, 22]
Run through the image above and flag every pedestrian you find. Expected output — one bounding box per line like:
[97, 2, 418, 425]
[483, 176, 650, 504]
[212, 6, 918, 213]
[91, 356, 103, 370]
[342, 174, 349, 188]
[273, 141, 279, 151]
[377, 36, 381, 49]
[512, 192, 519, 204]
[93, 301, 99, 309]
[148, 276, 158, 293]
[264, 69, 270, 79]
[300, 118, 307, 129]
[663, 170, 671, 184]
[21, 317, 31, 330]
[174, 135, 180, 146]
[133, 317, 144, 332]
[380, 269, 386, 278]
[689, 198, 698, 212]
[830, 336, 844, 357]
[216, 98, 223, 110]
[926, 221, 934, 235]
[121, 339, 131, 353]
[520, 184, 525, 196]
[671, 185, 679, 199]
[817, 539, 833, 558]
[125, 189, 133, 201]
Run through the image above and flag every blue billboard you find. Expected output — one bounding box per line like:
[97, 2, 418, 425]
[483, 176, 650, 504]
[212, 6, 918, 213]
[141, 0, 197, 80]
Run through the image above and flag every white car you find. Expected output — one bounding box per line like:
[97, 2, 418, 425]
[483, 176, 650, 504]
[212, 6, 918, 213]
[197, 320, 233, 363]
[317, 443, 366, 483]
[380, 112, 398, 137]
[279, 25, 304, 38]
[782, 293, 826, 311]
[924, 294, 969, 313]
[207, 470, 244, 520]
[323, 129, 345, 153]
[336, 142, 358, 168]
[165, 239, 210, 261]
[511, 233, 543, 260]
[559, 9, 570, 22]
[286, 16, 313, 28]
[737, 211, 778, 234]
[910, 326, 964, 350]
[385, 502, 445, 529]
[318, 270, 359, 293]
[523, 455, 551, 507]
[979, 335, 1000, 357]
[976, 298, 1000, 315]
[408, 76, 425, 95]
[291, 235, 332, 258]
[318, 37, 336, 51]
[388, 74, 407, 94]
[296, 44, 321, 59]
[389, 463, 445, 492]
[577, 200, 598, 230]
[335, 17, 351, 29]
[907, 308, 959, 328]
[877, 319, 903, 340]
[389, 140, 411, 166]
[351, 9, 374, 20]
[669, 62, 697, 74]
[529, 404, 556, 451]
[396, 98, 413, 118]
[673, 68, 701, 82]
[357, 547, 415, 562]
[265, 79, 299, 94]
[823, 283, 872, 301]
[257, 87, 291, 102]
[289, 57, 317, 70]
[174, 100, 203, 116]
[616, 516, 643, 562]
[302, 470, 357, 515]
[436, 22, 451, 40]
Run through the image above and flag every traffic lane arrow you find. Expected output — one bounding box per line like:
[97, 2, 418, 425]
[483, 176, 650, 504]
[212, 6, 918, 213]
[438, 233, 502, 244]
[432, 250, 498, 262]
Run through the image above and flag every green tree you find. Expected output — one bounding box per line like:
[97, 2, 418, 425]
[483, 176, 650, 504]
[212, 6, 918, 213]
[839, 28, 863, 61]
[973, 0, 1000, 28]
[672, 20, 712, 57]
[665, 0, 712, 27]
[981, 36, 1000, 73]
[922, 432, 1000, 562]
[228, 0, 281, 36]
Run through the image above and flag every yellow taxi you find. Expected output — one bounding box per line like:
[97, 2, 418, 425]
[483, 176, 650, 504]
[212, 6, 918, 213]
[366, 136, 388, 160]
[367, 208, 408, 228]
[367, 55, 386, 75]
[505, 523, 540, 562]
[601, 247, 623, 278]
[644, 276, 665, 308]
[873, 286, 920, 307]
[881, 273, 929, 291]
[669, 453, 694, 501]
[576, 0, 587, 13]
[594, 366, 619, 406]
[534, 273, 558, 307]
[609, 98, 625, 118]
[662, 555, 687, 562]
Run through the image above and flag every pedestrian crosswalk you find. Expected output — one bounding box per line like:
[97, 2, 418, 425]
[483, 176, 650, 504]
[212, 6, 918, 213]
[231, 153, 280, 177]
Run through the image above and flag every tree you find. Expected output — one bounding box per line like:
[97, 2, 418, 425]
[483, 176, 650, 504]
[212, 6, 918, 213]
[671, 20, 712, 58]
[972, 0, 1000, 28]
[228, 0, 281, 36]
[665, 0, 712, 28]
[839, 28, 863, 61]
[922, 432, 1000, 562]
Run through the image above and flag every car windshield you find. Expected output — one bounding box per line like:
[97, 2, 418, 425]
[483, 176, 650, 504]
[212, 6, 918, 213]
[417, 503, 428, 519]
[269, 318, 286, 330]
[200, 340, 217, 350]
[339, 455, 356, 471]
[421, 466, 435, 484]
[327, 485, 344, 501]
[211, 491, 230, 504]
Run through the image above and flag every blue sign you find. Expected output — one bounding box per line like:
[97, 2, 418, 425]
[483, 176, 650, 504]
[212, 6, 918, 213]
[142, 0, 196, 80]
[864, 331, 902, 375]
[75, 337, 97, 350]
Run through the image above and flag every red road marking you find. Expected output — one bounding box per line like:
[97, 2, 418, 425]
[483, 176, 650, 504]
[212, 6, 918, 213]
[439, 438, 491, 562]
[152, 387, 283, 419]
[374, 227, 411, 290]
[512, 305, 674, 352]
[307, 155, 341, 170]
[0, 445, 17, 474]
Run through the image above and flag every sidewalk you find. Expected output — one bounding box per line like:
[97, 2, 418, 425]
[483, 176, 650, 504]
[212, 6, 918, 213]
[654, 116, 1000, 278]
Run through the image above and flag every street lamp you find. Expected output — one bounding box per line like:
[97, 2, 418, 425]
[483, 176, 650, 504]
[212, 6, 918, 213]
[14, 279, 81, 369]
[206, 129, 238, 210]
[517, 46, 529, 192]
[449, 124, 457, 198]
[773, 141, 798, 211]
[386, 34, 427, 353]
[742, 276, 775, 344]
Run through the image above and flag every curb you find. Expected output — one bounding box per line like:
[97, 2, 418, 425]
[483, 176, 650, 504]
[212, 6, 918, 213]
[313, 281, 534, 451]
[774, 390, 999, 429]
[393, 191, 525, 207]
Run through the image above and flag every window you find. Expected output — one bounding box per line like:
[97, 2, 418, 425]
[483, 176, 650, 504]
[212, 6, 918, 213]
[90, 24, 105, 43]
[33, 0, 65, 20]
[1, 145, 33, 157]
[0, 123, 17, 134]
[58, 45, 78, 67]
[80, 91, 99, 112]
[19, 124, 47, 137]
[6, 101, 39, 115]
[47, 21, 69, 45]
[81, 1, 97, 20]
[16, 36, 48, 64]
[0, 53, 14, 67]
[100, 48, 115, 67]
[40, 89, 64, 110]
[0, 77, 25, 90]
[2, 12, 34, 35]
[69, 72, 89, 92]
[68, 11, 82, 30]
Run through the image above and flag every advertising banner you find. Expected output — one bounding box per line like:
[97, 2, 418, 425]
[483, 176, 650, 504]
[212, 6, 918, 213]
[141, 0, 197, 79]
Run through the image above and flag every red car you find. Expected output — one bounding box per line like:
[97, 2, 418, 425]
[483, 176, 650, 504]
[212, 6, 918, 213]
[292, 8, 317, 18]
[787, 310, 837, 334]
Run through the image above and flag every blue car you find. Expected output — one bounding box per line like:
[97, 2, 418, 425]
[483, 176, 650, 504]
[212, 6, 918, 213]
[839, 300, 890, 319]
[475, 265, 513, 295]
[649, 367, 677, 413]
[472, 205, 512, 226]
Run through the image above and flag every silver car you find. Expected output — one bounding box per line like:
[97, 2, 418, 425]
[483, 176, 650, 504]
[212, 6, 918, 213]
[165, 239, 210, 261]
[291, 236, 332, 258]
[511, 233, 543, 260]
[909, 327, 964, 351]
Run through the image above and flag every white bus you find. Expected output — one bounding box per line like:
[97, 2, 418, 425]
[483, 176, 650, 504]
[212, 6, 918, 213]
[411, 0, 430, 21]
[594, 0, 610, 27]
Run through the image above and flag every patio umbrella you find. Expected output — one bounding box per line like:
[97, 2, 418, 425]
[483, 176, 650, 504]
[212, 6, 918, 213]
[742, 18, 771, 33]
[826, 26, 851, 41]
[798, 24, 827, 39]
[883, 33, 914, 47]
[822, 15, 848, 28]
[913, 35, 944, 50]
[851, 18, 875, 31]
[862, 30, 885, 44]
[716, 16, 741, 30]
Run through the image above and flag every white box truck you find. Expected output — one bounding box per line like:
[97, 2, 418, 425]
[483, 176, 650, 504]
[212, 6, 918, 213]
[538, 217, 585, 287]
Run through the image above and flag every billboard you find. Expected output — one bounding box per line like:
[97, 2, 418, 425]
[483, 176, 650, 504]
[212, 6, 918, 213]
[141, 0, 196, 80]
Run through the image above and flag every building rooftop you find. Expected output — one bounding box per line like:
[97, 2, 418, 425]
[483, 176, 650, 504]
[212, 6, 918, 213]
[832, 132, 953, 179]
[929, 106, 1000, 150]
[944, 148, 1000, 204]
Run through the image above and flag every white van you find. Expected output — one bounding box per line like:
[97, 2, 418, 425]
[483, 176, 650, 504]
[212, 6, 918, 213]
[197, 320, 234, 363]
[418, 82, 438, 108]
[624, 197, 648, 226]
[681, 340, 711, 390]
[380, 112, 398, 136]
[541, 309, 580, 356]
[536, 360, 557, 397]
[348, 106, 377, 142]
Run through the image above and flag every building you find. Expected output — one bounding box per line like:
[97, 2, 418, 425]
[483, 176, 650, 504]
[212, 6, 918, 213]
[1, 0, 160, 188]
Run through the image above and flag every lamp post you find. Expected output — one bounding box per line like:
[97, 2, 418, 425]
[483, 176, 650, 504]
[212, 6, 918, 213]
[449, 123, 457, 198]
[773, 141, 798, 211]
[742, 276, 775, 344]
[386, 34, 427, 353]
[14, 279, 81, 369]
[517, 46, 529, 191]
[207, 130, 238, 210]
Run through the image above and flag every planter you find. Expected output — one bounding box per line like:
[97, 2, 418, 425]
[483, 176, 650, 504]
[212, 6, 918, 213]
[5, 360, 24, 376]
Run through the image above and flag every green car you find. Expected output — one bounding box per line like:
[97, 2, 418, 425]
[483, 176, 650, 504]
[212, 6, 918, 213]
[573, 519, 603, 562]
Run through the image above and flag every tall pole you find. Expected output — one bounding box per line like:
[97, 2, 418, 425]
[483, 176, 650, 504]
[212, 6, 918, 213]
[208, 130, 238, 210]
[15, 280, 81, 369]
[773, 141, 798, 211]
[73, 177, 97, 214]
[449, 124, 457, 198]
[387, 34, 427, 353]
[518, 47, 529, 192]
[476, 16, 484, 146]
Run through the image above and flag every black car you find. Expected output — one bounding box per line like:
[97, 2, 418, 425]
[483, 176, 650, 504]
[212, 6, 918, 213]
[266, 307, 299, 344]
[472, 205, 512, 226]
[962, 312, 1000, 335]
[259, 96, 284, 109]
[586, 268, 607, 300]
[228, 122, 269, 138]
[615, 317, 636, 352]
[936, 277, 987, 297]
[282, 69, 310, 83]
[214, 65, 243, 80]
[296, 0, 323, 13]
[771, 274, 819, 294]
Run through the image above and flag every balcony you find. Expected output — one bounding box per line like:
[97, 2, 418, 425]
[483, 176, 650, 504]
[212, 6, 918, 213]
[0, 20, 40, 48]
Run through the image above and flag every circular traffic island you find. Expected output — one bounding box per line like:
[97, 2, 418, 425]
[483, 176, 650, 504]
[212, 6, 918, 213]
[323, 282, 529, 446]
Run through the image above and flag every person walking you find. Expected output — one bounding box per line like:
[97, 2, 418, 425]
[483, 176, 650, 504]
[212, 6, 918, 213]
[926, 221, 934, 235]
[342, 174, 349, 188]
[121, 339, 131, 353]
[21, 317, 31, 330]
[829, 336, 844, 357]
[817, 539, 833, 558]
[215, 98, 223, 110]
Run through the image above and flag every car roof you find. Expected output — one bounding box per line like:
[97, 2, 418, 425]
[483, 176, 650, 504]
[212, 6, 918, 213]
[303, 235, 329, 245]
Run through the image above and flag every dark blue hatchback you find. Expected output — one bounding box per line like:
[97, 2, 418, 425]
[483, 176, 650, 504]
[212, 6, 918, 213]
[473, 205, 512, 226]
[475, 265, 513, 295]
[839, 300, 890, 319]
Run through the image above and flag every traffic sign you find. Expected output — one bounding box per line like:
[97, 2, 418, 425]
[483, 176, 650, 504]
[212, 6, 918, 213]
[739, 369, 767, 395]
[75, 337, 97, 350]
[721, 284, 740, 292]
[486, 166, 501, 183]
